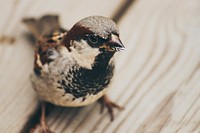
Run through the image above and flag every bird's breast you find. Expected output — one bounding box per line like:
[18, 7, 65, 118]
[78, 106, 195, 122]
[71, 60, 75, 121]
[58, 64, 115, 99]
[32, 52, 115, 107]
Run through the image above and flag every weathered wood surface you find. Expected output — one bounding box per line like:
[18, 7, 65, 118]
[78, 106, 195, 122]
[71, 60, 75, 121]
[0, 0, 200, 133]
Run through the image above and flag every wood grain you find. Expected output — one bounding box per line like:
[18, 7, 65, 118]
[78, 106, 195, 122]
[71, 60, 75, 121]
[0, 0, 200, 132]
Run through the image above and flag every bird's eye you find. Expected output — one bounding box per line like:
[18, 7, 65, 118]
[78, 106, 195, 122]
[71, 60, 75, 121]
[88, 35, 98, 44]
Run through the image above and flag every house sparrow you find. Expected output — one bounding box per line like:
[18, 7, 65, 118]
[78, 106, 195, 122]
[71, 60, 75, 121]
[23, 15, 125, 133]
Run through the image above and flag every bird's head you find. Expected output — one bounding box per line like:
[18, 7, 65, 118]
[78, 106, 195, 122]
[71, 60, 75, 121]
[62, 16, 125, 69]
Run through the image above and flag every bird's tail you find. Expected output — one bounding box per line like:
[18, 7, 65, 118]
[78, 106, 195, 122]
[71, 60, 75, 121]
[22, 15, 61, 39]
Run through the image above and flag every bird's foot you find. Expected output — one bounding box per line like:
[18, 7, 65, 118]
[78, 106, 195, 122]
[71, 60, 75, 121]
[99, 95, 124, 121]
[30, 124, 54, 133]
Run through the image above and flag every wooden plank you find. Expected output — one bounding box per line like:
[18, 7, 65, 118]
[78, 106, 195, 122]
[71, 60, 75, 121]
[1, 0, 200, 132]
[0, 0, 123, 132]
[46, 0, 200, 132]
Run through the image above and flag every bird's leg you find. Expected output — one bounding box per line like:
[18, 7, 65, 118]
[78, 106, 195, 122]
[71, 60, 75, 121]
[98, 95, 124, 121]
[40, 102, 50, 132]
[30, 102, 54, 133]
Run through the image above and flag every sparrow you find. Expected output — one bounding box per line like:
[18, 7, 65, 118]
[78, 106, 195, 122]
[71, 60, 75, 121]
[23, 15, 125, 133]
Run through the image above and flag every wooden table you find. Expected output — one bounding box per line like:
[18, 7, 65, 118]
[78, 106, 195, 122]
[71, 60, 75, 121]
[0, 0, 200, 132]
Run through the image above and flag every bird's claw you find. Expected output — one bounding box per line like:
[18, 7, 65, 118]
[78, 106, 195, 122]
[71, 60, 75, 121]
[99, 95, 124, 121]
[30, 124, 54, 133]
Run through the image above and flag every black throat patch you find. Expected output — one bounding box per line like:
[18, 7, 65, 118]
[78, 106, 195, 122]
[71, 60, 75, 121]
[58, 52, 115, 98]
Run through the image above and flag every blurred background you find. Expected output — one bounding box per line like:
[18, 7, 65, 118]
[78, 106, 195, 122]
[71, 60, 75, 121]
[0, 0, 200, 133]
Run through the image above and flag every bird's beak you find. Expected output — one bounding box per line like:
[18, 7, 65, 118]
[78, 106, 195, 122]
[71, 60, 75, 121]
[99, 34, 125, 52]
